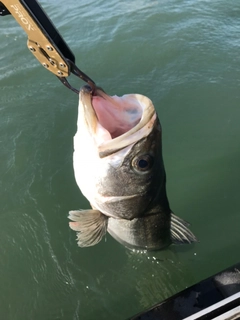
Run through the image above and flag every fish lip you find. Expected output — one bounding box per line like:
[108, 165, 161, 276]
[80, 84, 93, 94]
[80, 84, 105, 98]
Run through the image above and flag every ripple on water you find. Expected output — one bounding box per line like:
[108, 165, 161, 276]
[1, 0, 240, 319]
[0, 208, 80, 319]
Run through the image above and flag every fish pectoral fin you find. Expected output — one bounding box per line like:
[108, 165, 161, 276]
[170, 213, 198, 244]
[68, 210, 108, 247]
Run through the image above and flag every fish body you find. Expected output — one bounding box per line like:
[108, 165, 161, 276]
[69, 85, 197, 250]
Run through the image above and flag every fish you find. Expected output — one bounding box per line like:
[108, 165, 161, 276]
[68, 85, 197, 250]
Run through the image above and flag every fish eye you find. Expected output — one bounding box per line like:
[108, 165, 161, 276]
[132, 154, 154, 173]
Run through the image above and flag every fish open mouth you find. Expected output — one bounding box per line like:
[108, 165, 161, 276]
[79, 85, 157, 157]
[91, 86, 143, 139]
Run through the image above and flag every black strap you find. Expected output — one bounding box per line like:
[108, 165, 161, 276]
[0, 2, 10, 16]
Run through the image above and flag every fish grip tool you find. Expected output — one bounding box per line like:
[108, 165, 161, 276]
[0, 0, 96, 94]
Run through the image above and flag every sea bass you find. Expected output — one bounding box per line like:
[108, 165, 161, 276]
[69, 85, 197, 250]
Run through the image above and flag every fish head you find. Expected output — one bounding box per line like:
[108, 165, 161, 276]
[73, 85, 169, 221]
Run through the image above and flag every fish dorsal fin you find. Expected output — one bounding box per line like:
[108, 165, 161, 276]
[170, 213, 198, 244]
[68, 210, 108, 247]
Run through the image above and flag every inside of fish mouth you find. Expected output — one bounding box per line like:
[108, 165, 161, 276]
[90, 88, 143, 139]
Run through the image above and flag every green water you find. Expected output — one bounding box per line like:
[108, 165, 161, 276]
[1, 0, 240, 319]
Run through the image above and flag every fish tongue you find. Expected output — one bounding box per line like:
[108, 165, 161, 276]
[92, 93, 142, 138]
[68, 210, 108, 247]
